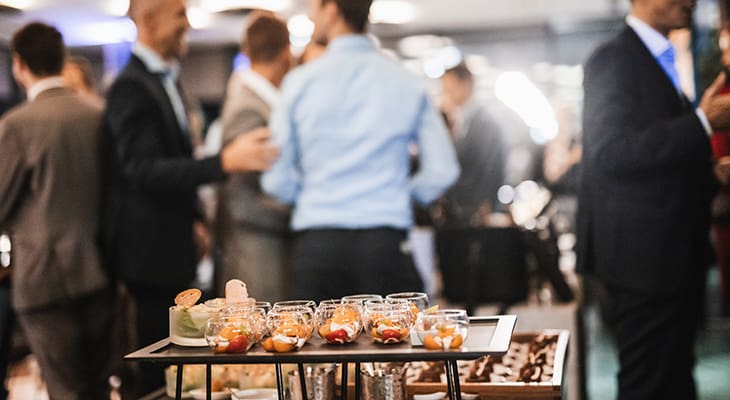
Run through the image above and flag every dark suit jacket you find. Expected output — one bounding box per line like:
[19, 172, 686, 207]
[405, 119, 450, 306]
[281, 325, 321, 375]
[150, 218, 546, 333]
[103, 55, 226, 288]
[0, 87, 108, 311]
[441, 100, 504, 227]
[577, 26, 714, 295]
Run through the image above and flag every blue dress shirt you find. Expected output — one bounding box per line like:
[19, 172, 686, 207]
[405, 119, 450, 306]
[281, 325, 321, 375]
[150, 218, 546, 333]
[262, 35, 460, 230]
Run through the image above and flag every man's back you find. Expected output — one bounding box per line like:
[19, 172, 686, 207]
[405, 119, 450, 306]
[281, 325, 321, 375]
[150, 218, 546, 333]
[264, 35, 457, 230]
[0, 87, 107, 311]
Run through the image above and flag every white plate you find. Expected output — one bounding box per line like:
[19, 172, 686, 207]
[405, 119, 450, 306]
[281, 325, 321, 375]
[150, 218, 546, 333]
[188, 388, 229, 399]
[412, 392, 480, 400]
[230, 388, 278, 399]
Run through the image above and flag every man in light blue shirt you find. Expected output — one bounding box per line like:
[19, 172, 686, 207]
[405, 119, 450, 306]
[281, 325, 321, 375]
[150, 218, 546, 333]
[262, 0, 459, 301]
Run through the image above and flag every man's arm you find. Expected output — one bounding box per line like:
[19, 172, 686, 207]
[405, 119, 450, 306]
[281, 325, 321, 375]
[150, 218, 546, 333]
[106, 78, 226, 192]
[261, 87, 300, 205]
[0, 121, 28, 224]
[410, 94, 460, 205]
[582, 45, 710, 177]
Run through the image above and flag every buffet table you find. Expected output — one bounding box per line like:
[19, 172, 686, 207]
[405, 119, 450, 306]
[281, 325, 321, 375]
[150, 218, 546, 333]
[126, 315, 517, 400]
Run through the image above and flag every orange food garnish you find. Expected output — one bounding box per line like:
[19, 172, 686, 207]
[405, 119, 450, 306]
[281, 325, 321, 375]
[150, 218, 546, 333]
[219, 326, 238, 341]
[450, 334, 463, 349]
[262, 337, 275, 352]
[174, 288, 201, 307]
[273, 339, 295, 352]
[423, 334, 441, 350]
[437, 325, 456, 338]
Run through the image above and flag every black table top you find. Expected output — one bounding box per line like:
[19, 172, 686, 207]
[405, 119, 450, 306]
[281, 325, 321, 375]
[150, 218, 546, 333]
[126, 315, 516, 365]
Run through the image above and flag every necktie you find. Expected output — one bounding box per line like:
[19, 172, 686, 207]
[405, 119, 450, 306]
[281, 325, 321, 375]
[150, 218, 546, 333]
[657, 46, 681, 92]
[159, 69, 189, 138]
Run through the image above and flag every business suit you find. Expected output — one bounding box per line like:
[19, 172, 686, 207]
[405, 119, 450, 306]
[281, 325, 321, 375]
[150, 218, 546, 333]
[215, 73, 292, 301]
[103, 53, 226, 392]
[578, 25, 714, 399]
[0, 86, 112, 400]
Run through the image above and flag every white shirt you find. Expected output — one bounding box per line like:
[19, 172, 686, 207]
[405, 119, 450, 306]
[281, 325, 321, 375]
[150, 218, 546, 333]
[132, 42, 188, 134]
[27, 77, 65, 101]
[236, 68, 280, 109]
[626, 14, 711, 135]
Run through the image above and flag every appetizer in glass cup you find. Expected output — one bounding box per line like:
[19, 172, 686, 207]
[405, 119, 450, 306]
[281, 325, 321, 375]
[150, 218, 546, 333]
[261, 310, 309, 352]
[316, 303, 362, 344]
[364, 300, 414, 344]
[415, 309, 469, 350]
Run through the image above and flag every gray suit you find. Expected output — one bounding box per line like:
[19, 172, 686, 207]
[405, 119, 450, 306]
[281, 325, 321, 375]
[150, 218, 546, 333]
[215, 74, 292, 301]
[0, 86, 112, 400]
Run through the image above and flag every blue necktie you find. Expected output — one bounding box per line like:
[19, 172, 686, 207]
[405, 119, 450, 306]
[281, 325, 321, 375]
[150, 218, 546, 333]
[657, 46, 681, 92]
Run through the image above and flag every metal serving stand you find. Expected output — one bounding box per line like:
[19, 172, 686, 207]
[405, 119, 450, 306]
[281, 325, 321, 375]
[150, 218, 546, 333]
[126, 315, 516, 400]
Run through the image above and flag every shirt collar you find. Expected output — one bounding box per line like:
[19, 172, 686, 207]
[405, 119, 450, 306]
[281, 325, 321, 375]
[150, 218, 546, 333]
[326, 34, 376, 54]
[626, 14, 673, 58]
[132, 42, 181, 80]
[236, 68, 280, 108]
[27, 76, 66, 101]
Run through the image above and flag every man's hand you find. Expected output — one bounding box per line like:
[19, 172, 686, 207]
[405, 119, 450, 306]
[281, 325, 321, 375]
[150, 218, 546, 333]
[715, 155, 730, 185]
[220, 127, 279, 173]
[700, 73, 730, 131]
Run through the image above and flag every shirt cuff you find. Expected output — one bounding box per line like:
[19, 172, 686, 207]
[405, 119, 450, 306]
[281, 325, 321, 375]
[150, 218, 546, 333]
[695, 108, 712, 136]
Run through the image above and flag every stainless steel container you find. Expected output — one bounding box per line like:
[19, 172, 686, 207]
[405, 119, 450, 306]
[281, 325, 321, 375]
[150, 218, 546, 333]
[287, 364, 336, 400]
[360, 363, 407, 400]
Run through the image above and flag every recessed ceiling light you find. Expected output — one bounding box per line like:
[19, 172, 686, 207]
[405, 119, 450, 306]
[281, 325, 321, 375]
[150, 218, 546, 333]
[104, 0, 129, 16]
[370, 0, 415, 25]
[0, 0, 33, 10]
[200, 0, 291, 13]
[187, 6, 213, 29]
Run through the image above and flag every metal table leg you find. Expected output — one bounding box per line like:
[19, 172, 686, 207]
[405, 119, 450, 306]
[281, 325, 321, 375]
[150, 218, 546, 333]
[449, 360, 462, 400]
[340, 362, 348, 400]
[175, 363, 183, 400]
[444, 361, 453, 400]
[298, 363, 308, 400]
[276, 363, 285, 400]
[354, 361, 361, 400]
[206, 364, 212, 400]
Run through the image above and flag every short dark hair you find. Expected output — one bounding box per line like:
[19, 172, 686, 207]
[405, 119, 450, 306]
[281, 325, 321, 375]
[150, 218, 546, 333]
[11, 22, 66, 77]
[322, 0, 373, 33]
[444, 62, 473, 83]
[243, 12, 290, 63]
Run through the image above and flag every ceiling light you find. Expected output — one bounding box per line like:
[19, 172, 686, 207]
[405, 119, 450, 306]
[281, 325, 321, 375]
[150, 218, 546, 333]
[187, 6, 213, 29]
[200, 0, 291, 13]
[0, 0, 33, 9]
[104, 0, 129, 16]
[370, 0, 415, 24]
[61, 19, 137, 46]
[495, 71, 558, 145]
[288, 14, 314, 48]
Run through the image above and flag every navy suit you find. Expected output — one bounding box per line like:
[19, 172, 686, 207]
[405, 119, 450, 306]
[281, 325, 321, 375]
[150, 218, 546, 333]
[578, 26, 714, 399]
[103, 55, 226, 393]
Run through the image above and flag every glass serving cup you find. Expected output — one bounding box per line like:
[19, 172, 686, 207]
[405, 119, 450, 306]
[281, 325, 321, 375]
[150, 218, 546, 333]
[363, 301, 413, 344]
[317, 299, 342, 307]
[385, 292, 429, 317]
[219, 298, 257, 317]
[341, 294, 383, 305]
[315, 303, 362, 344]
[262, 310, 309, 352]
[269, 305, 315, 342]
[205, 312, 259, 354]
[273, 300, 316, 310]
[255, 301, 272, 314]
[169, 301, 221, 346]
[415, 309, 469, 350]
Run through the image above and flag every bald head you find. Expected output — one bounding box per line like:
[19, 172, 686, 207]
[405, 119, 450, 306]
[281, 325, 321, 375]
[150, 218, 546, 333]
[130, 0, 190, 61]
[128, 0, 164, 23]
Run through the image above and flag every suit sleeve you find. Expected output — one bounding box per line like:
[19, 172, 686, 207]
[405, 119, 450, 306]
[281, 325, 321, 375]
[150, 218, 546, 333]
[582, 45, 710, 177]
[0, 120, 29, 225]
[105, 78, 226, 193]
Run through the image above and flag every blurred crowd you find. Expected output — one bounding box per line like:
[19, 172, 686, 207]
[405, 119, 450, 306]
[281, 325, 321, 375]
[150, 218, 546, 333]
[1, 0, 730, 399]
